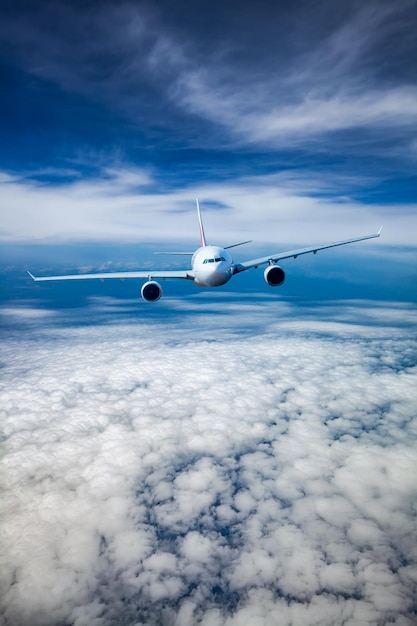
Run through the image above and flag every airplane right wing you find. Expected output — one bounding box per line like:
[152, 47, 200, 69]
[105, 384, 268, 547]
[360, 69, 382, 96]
[233, 228, 382, 274]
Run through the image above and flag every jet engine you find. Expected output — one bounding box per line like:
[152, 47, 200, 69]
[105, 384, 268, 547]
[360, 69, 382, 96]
[141, 280, 162, 302]
[264, 264, 285, 286]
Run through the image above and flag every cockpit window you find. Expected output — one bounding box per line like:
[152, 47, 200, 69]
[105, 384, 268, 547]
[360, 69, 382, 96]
[203, 256, 226, 264]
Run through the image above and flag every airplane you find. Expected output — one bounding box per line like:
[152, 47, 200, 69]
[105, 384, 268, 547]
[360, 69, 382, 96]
[28, 199, 382, 301]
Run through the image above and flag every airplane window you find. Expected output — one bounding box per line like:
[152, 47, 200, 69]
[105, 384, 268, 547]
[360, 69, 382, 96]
[203, 257, 225, 264]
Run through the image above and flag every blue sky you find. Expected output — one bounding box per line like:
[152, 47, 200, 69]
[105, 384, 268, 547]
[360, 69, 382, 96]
[1, 2, 417, 626]
[0, 0, 416, 253]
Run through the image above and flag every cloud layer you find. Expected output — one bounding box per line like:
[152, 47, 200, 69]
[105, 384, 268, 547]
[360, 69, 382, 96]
[2, 167, 415, 246]
[1, 304, 416, 625]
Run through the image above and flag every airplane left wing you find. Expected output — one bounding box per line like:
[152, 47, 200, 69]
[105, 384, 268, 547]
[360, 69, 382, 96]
[27, 269, 194, 282]
[233, 228, 382, 274]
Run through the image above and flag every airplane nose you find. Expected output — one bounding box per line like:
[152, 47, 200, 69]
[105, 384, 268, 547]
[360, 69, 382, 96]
[209, 267, 231, 286]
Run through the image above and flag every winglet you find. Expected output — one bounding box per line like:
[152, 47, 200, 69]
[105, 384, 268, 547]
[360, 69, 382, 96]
[196, 198, 207, 247]
[27, 271, 36, 281]
[378, 226, 383, 236]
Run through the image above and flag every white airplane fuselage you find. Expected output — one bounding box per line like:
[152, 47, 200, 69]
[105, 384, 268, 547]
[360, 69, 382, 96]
[192, 245, 234, 287]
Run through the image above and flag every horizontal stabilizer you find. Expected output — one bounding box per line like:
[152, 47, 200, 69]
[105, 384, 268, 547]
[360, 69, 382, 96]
[224, 240, 253, 250]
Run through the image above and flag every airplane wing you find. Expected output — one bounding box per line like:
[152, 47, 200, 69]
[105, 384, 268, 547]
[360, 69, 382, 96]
[27, 269, 194, 282]
[233, 228, 382, 274]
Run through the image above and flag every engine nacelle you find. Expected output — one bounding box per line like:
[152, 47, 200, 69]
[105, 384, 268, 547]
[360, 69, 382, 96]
[141, 280, 162, 302]
[264, 264, 285, 286]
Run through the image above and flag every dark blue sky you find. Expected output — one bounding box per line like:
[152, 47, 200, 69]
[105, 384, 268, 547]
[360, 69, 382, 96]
[0, 0, 416, 227]
[1, 0, 416, 305]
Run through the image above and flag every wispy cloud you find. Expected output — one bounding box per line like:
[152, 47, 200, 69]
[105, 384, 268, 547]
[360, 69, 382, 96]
[1, 165, 415, 245]
[1, 1, 416, 153]
[172, 1, 417, 147]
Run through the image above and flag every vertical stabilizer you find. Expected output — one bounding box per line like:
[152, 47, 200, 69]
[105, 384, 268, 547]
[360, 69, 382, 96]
[196, 198, 207, 247]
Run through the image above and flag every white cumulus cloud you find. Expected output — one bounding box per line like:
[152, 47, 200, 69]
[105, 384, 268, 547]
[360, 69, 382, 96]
[1, 303, 416, 625]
